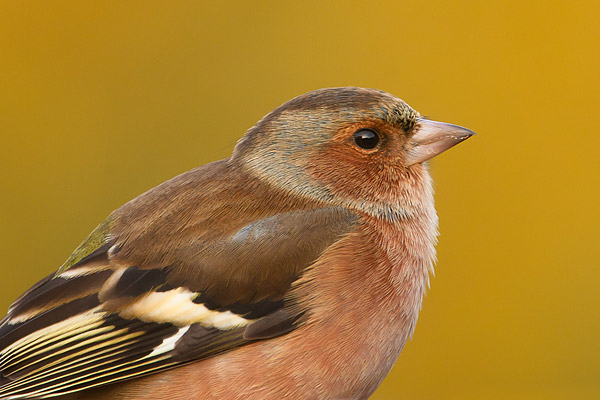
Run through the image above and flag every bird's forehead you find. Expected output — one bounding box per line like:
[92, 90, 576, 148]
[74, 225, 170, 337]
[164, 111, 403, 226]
[274, 87, 419, 132]
[375, 100, 419, 132]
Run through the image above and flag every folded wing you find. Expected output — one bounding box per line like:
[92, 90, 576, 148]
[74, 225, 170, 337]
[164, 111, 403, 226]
[0, 206, 356, 398]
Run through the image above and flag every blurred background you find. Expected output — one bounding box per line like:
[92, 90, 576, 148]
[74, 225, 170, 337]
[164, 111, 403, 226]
[0, 1, 598, 399]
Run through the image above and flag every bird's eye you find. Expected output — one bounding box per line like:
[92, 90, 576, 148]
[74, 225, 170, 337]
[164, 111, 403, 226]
[353, 129, 380, 150]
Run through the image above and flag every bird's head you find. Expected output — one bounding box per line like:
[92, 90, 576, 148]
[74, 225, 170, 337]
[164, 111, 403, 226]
[233, 87, 474, 220]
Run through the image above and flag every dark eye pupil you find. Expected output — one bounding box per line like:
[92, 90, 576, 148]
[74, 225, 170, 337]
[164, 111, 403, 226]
[353, 129, 379, 149]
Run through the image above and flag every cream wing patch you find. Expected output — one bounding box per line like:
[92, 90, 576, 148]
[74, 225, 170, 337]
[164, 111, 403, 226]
[118, 288, 252, 329]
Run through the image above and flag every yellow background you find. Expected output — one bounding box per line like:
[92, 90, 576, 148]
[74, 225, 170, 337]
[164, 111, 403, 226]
[0, 1, 598, 399]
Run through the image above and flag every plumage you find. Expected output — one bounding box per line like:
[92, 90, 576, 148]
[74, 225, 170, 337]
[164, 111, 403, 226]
[0, 87, 474, 399]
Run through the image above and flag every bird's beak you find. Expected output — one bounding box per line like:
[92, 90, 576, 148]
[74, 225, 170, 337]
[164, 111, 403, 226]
[405, 119, 476, 166]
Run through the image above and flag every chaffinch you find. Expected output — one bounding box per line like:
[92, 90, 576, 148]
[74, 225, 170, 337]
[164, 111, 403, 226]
[0, 87, 474, 399]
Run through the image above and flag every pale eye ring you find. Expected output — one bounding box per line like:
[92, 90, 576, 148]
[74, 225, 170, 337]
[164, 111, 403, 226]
[353, 129, 380, 150]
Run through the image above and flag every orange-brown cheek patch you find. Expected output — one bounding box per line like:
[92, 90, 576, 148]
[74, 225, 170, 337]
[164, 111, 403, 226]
[306, 125, 407, 204]
[307, 142, 368, 198]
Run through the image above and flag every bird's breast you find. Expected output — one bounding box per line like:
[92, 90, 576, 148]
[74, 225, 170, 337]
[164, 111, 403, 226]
[269, 209, 439, 399]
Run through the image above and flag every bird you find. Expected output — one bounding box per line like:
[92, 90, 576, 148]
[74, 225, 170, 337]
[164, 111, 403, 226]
[0, 87, 474, 399]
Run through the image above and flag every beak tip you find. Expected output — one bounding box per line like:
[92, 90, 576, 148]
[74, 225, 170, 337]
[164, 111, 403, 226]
[452, 127, 477, 143]
[461, 130, 477, 141]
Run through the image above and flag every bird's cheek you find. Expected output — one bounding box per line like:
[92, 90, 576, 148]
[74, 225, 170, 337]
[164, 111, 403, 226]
[305, 149, 376, 201]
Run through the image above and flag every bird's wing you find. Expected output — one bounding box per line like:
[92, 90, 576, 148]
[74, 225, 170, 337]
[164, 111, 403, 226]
[0, 204, 356, 399]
